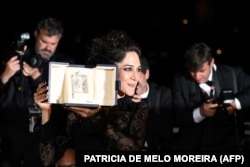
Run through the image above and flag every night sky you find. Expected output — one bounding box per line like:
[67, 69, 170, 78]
[1, 0, 249, 85]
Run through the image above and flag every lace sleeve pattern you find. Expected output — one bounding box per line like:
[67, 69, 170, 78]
[105, 96, 149, 151]
[39, 112, 76, 166]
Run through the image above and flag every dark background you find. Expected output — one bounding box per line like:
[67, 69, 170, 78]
[1, 0, 249, 85]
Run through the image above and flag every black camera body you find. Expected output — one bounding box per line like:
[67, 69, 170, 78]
[213, 89, 234, 107]
[8, 32, 43, 68]
[20, 49, 43, 68]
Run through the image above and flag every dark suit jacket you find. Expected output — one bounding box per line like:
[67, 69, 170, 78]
[145, 82, 174, 151]
[172, 64, 250, 151]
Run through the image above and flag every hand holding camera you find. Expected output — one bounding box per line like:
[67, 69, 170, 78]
[9, 33, 42, 64]
[22, 61, 41, 79]
[13, 32, 43, 69]
[218, 90, 236, 115]
[0, 56, 21, 84]
[215, 89, 234, 108]
[2, 32, 43, 80]
[202, 89, 235, 116]
[200, 99, 218, 117]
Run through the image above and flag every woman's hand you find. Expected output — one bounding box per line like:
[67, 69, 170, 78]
[65, 106, 102, 118]
[132, 94, 141, 103]
[34, 81, 51, 124]
[34, 82, 49, 108]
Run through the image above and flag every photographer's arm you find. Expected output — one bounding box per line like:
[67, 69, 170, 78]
[22, 62, 41, 80]
[200, 101, 218, 117]
[193, 100, 218, 123]
[0, 56, 20, 84]
[226, 100, 238, 115]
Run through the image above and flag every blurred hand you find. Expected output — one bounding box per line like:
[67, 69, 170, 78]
[34, 82, 51, 124]
[132, 94, 141, 103]
[34, 82, 49, 105]
[225, 101, 236, 115]
[0, 56, 20, 84]
[200, 98, 218, 117]
[22, 62, 41, 79]
[65, 106, 102, 118]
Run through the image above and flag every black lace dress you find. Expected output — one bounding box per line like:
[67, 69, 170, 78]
[104, 96, 149, 151]
[38, 96, 148, 166]
[37, 105, 107, 166]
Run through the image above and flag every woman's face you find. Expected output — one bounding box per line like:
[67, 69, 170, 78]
[116, 51, 141, 96]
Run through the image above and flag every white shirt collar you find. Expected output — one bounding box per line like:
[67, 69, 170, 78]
[140, 83, 149, 99]
[199, 64, 217, 95]
[208, 64, 217, 81]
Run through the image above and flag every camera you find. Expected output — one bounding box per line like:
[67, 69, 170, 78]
[7, 32, 43, 68]
[212, 89, 234, 107]
[20, 49, 43, 68]
[218, 89, 234, 104]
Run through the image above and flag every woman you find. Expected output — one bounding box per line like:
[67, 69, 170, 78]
[34, 30, 148, 166]
[87, 30, 148, 150]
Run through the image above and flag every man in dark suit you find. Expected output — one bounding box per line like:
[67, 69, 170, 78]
[0, 17, 74, 167]
[136, 56, 174, 151]
[172, 42, 250, 151]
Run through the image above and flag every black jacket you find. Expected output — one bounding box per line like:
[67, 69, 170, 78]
[172, 64, 250, 150]
[145, 82, 174, 151]
[0, 51, 74, 123]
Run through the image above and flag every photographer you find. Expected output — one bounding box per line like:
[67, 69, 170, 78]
[0, 17, 74, 167]
[172, 42, 250, 151]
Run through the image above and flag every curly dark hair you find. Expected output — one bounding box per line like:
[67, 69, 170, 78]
[87, 30, 141, 65]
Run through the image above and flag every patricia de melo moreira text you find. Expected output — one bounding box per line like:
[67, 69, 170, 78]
[82, 154, 244, 164]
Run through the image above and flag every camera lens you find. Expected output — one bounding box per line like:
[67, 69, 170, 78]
[24, 53, 43, 68]
[30, 56, 39, 66]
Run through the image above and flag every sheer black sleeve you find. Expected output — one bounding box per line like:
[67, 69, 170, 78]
[105, 97, 149, 151]
[38, 106, 76, 166]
